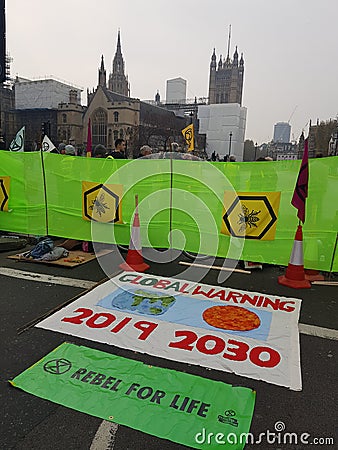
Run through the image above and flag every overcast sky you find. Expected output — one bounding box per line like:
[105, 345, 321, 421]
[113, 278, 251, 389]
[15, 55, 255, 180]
[5, 0, 338, 144]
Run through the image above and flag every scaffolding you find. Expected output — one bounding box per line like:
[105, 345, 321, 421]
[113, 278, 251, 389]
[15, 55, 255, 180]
[15, 78, 82, 109]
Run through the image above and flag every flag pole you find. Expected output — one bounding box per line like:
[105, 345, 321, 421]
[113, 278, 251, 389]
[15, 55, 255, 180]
[291, 138, 309, 223]
[169, 148, 173, 256]
[39, 149, 49, 235]
[328, 232, 338, 280]
[86, 118, 92, 157]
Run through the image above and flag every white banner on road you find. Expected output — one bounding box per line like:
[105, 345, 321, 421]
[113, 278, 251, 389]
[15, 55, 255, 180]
[36, 272, 302, 390]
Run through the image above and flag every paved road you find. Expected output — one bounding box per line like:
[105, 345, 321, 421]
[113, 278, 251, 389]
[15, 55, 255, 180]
[1, 245, 337, 450]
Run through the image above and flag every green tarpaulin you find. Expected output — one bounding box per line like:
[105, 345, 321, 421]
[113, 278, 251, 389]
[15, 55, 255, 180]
[10, 342, 256, 450]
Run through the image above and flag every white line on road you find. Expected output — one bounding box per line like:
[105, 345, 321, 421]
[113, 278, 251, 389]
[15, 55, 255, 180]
[312, 280, 338, 286]
[179, 261, 251, 274]
[299, 323, 338, 340]
[90, 421, 118, 450]
[0, 267, 96, 290]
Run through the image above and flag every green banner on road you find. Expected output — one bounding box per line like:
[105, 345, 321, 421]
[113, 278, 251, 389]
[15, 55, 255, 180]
[10, 342, 255, 449]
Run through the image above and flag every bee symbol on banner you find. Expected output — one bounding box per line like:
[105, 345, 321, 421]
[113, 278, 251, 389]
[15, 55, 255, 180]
[90, 192, 110, 217]
[237, 205, 261, 233]
[82, 181, 123, 223]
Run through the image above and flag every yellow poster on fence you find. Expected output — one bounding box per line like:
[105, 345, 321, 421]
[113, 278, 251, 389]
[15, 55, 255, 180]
[0, 176, 10, 212]
[221, 191, 281, 240]
[181, 123, 194, 151]
[82, 181, 123, 223]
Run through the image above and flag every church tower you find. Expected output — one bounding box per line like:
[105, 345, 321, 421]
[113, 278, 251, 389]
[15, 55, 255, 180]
[98, 55, 106, 87]
[108, 30, 130, 96]
[208, 26, 244, 105]
[208, 48, 217, 104]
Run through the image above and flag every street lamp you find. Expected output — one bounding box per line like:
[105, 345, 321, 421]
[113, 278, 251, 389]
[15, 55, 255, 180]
[254, 142, 258, 160]
[228, 131, 233, 158]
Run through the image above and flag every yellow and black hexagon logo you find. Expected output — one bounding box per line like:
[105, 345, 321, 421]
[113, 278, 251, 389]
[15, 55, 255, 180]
[221, 191, 281, 240]
[82, 181, 123, 223]
[0, 176, 10, 212]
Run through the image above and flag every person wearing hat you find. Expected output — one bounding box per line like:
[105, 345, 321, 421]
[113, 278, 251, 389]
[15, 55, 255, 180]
[93, 144, 108, 158]
[138, 145, 152, 158]
[58, 143, 66, 154]
[64, 144, 76, 155]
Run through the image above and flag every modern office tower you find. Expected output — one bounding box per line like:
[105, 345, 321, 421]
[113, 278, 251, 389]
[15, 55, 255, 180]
[273, 122, 291, 143]
[166, 77, 187, 103]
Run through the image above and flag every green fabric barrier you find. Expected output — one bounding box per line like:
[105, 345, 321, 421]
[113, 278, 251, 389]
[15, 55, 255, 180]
[171, 158, 338, 270]
[1, 150, 337, 270]
[43, 153, 172, 248]
[0, 151, 46, 235]
[10, 342, 256, 450]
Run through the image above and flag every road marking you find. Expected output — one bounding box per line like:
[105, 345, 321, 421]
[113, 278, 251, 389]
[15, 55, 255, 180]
[2, 267, 337, 340]
[90, 421, 118, 450]
[0, 267, 96, 289]
[299, 323, 338, 340]
[312, 280, 338, 286]
[179, 261, 251, 274]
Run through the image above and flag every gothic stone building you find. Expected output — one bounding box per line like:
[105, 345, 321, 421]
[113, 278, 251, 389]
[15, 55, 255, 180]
[108, 31, 129, 97]
[4, 31, 187, 155]
[84, 31, 186, 157]
[208, 43, 244, 105]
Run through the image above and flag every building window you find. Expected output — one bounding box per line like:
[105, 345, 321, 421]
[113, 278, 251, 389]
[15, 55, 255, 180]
[92, 108, 107, 147]
[119, 129, 124, 139]
[114, 112, 119, 123]
[113, 130, 118, 141]
[62, 114, 67, 123]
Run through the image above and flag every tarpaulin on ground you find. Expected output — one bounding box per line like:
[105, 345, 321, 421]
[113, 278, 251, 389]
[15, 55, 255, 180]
[1, 150, 337, 270]
[36, 272, 302, 390]
[10, 342, 256, 450]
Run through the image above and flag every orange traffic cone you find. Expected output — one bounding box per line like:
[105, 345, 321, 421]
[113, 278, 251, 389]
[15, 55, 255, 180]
[278, 225, 311, 289]
[304, 269, 325, 282]
[119, 195, 150, 272]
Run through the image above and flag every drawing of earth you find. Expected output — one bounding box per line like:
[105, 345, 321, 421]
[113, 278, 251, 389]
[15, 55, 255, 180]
[111, 289, 176, 315]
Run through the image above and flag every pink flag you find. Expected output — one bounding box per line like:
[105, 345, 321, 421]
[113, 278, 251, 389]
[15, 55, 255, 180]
[86, 118, 92, 157]
[291, 138, 309, 223]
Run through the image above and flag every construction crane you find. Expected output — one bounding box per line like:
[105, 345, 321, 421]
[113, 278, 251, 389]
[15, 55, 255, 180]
[288, 105, 298, 124]
[286, 105, 298, 143]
